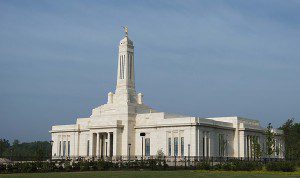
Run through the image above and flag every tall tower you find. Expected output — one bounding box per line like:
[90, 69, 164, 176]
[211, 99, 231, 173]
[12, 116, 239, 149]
[114, 27, 137, 104]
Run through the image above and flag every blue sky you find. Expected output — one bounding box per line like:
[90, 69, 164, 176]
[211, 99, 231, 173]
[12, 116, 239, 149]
[0, 0, 299, 142]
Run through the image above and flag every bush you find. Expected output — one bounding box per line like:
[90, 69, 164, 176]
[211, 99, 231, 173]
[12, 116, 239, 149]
[79, 161, 90, 171]
[197, 161, 211, 170]
[40, 162, 56, 172]
[197, 160, 263, 171]
[266, 162, 296, 172]
[72, 162, 80, 171]
[0, 164, 5, 173]
[19, 162, 38, 173]
[64, 162, 72, 172]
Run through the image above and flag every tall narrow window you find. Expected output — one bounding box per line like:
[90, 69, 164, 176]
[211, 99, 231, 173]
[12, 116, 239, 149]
[174, 137, 178, 156]
[63, 141, 66, 157]
[119, 56, 122, 79]
[128, 54, 130, 79]
[68, 141, 70, 157]
[218, 134, 225, 157]
[168, 138, 172, 156]
[129, 54, 131, 79]
[206, 136, 210, 156]
[246, 136, 250, 158]
[59, 141, 61, 156]
[87, 140, 90, 156]
[180, 137, 184, 156]
[122, 55, 125, 79]
[202, 137, 205, 157]
[120, 55, 123, 79]
[145, 138, 150, 156]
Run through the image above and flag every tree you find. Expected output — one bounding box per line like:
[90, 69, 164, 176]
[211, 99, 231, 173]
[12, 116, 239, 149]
[0, 139, 10, 157]
[265, 123, 275, 158]
[280, 118, 300, 161]
[252, 136, 262, 159]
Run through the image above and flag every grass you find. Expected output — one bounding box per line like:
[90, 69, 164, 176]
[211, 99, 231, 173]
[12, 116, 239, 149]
[0, 170, 300, 178]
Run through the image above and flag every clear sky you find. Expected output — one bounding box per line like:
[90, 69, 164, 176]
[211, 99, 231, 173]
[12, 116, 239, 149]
[0, 0, 299, 142]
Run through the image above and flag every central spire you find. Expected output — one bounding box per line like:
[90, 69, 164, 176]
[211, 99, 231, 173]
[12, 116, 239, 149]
[114, 27, 136, 103]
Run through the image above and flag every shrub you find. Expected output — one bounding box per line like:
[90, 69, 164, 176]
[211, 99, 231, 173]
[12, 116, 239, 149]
[40, 162, 56, 172]
[266, 162, 296, 172]
[64, 162, 72, 172]
[72, 162, 80, 171]
[221, 162, 234, 171]
[230, 160, 262, 171]
[6, 164, 13, 173]
[19, 162, 38, 173]
[0, 164, 5, 173]
[197, 161, 211, 170]
[79, 161, 90, 171]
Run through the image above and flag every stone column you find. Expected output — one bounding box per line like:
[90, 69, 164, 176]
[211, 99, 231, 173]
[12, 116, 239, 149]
[113, 131, 117, 156]
[89, 133, 94, 158]
[66, 135, 69, 157]
[195, 128, 198, 157]
[198, 129, 201, 157]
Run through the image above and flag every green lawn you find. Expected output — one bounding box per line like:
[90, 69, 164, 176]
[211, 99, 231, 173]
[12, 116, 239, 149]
[0, 171, 300, 178]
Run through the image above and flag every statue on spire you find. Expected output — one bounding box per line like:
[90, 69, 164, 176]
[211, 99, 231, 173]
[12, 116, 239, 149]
[122, 26, 128, 37]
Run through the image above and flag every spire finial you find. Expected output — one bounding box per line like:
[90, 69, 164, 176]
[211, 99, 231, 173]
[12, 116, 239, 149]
[122, 26, 128, 37]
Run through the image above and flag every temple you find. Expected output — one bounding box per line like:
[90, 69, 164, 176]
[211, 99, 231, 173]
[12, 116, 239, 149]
[50, 29, 284, 160]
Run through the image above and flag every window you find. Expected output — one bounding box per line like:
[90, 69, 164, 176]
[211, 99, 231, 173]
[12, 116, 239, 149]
[59, 141, 61, 156]
[145, 138, 150, 156]
[218, 134, 225, 157]
[128, 54, 130, 79]
[206, 137, 210, 156]
[174, 137, 178, 156]
[119, 56, 122, 79]
[202, 137, 205, 157]
[180, 137, 184, 156]
[87, 140, 90, 156]
[168, 138, 172, 156]
[63, 141, 66, 157]
[68, 141, 70, 157]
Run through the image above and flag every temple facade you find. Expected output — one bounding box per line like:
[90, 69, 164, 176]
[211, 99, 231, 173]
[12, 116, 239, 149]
[50, 30, 284, 159]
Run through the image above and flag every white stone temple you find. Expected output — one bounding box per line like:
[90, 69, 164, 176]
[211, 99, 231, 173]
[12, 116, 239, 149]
[50, 29, 284, 160]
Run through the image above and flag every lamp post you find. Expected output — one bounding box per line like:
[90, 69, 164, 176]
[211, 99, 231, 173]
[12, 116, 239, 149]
[50, 140, 54, 162]
[128, 143, 131, 161]
[140, 132, 145, 160]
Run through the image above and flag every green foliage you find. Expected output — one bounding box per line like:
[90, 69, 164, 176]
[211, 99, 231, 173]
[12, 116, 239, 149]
[266, 162, 296, 172]
[280, 118, 300, 161]
[0, 139, 51, 161]
[265, 123, 275, 157]
[96, 160, 114, 171]
[197, 161, 211, 170]
[252, 137, 262, 158]
[79, 161, 90, 171]
[197, 161, 263, 171]
[0, 139, 10, 157]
